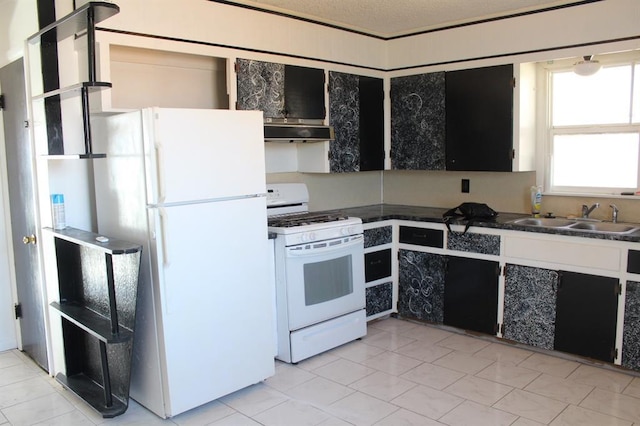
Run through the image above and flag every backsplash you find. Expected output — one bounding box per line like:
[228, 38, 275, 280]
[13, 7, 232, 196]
[266, 171, 382, 211]
[267, 170, 640, 223]
[542, 194, 640, 224]
[382, 170, 535, 213]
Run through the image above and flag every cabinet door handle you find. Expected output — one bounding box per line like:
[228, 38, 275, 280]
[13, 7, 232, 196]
[557, 271, 563, 289]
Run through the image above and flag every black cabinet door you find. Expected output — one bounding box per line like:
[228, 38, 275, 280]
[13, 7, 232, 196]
[399, 226, 444, 248]
[359, 76, 384, 171]
[444, 256, 499, 335]
[445, 64, 513, 171]
[554, 271, 619, 362]
[365, 249, 392, 283]
[628, 250, 640, 273]
[284, 65, 325, 119]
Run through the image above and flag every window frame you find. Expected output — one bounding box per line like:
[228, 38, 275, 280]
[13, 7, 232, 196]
[541, 51, 640, 196]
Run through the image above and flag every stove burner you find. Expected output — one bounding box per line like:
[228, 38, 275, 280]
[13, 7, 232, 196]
[268, 213, 349, 228]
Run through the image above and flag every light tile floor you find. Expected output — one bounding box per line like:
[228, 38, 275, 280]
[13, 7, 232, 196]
[2, 317, 640, 425]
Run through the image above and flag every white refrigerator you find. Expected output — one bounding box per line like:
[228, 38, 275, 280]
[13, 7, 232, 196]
[92, 108, 275, 418]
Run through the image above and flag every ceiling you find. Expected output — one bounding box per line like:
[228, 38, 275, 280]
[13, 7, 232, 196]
[222, 0, 589, 38]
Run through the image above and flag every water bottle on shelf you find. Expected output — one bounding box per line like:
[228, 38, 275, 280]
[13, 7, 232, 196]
[51, 194, 66, 230]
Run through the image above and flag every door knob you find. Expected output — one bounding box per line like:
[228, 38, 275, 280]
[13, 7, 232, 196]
[22, 234, 36, 245]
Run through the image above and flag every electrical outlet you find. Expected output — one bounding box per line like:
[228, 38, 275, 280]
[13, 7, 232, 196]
[461, 179, 470, 193]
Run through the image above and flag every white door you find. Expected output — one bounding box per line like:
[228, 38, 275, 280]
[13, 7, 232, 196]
[149, 196, 274, 416]
[0, 58, 48, 368]
[144, 108, 266, 205]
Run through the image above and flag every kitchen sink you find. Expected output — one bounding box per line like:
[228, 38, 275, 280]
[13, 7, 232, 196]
[509, 217, 640, 235]
[569, 222, 640, 234]
[509, 218, 576, 228]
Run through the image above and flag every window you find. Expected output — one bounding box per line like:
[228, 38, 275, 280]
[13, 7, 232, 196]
[546, 53, 640, 194]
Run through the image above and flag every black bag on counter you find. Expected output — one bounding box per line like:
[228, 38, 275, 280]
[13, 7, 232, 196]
[443, 202, 498, 233]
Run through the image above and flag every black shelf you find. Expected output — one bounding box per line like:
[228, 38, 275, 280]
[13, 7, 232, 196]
[43, 153, 107, 160]
[27, 2, 119, 45]
[49, 226, 140, 418]
[56, 373, 128, 418]
[30, 1, 132, 418]
[32, 81, 112, 101]
[29, 2, 120, 158]
[45, 227, 141, 254]
[50, 302, 132, 343]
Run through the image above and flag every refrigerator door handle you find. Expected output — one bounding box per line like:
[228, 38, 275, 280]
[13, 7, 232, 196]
[158, 207, 170, 266]
[155, 143, 166, 204]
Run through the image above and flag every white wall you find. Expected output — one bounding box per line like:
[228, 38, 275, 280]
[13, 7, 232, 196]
[0, 0, 37, 68]
[100, 0, 387, 71]
[387, 0, 640, 73]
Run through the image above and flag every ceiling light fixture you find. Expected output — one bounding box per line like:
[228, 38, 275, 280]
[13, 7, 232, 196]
[573, 55, 601, 76]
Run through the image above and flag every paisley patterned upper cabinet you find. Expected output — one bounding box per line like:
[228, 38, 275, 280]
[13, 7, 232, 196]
[328, 72, 384, 173]
[236, 59, 325, 120]
[390, 72, 446, 170]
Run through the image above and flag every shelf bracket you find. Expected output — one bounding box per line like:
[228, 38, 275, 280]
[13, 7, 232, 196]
[105, 253, 120, 335]
[99, 341, 114, 408]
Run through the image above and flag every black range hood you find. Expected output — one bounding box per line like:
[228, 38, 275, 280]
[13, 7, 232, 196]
[264, 122, 334, 143]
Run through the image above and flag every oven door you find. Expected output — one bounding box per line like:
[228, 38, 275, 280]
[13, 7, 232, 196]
[285, 234, 365, 331]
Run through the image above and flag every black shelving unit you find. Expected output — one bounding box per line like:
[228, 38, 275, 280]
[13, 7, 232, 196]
[27, 1, 119, 157]
[28, 4, 132, 416]
[47, 227, 141, 418]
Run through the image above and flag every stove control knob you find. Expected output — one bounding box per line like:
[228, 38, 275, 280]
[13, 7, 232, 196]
[301, 232, 316, 242]
[341, 226, 356, 236]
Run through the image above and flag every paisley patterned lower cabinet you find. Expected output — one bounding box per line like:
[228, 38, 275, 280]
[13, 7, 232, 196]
[397, 249, 445, 324]
[623, 281, 640, 371]
[366, 282, 393, 317]
[364, 226, 392, 249]
[363, 225, 394, 320]
[503, 264, 558, 350]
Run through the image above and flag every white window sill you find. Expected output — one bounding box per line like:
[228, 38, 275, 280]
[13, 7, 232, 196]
[543, 191, 640, 199]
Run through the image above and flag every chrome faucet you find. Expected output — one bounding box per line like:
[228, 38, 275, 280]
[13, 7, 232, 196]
[581, 203, 600, 218]
[610, 204, 619, 223]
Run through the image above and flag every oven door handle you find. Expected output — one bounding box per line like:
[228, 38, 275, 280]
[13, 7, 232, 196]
[286, 235, 363, 257]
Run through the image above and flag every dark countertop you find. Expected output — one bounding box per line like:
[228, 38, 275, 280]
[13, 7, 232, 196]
[321, 204, 640, 243]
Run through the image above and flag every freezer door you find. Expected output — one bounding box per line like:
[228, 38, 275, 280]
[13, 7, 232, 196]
[149, 197, 274, 416]
[143, 108, 266, 205]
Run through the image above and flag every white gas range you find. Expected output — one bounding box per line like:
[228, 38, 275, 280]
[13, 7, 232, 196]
[267, 183, 367, 363]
